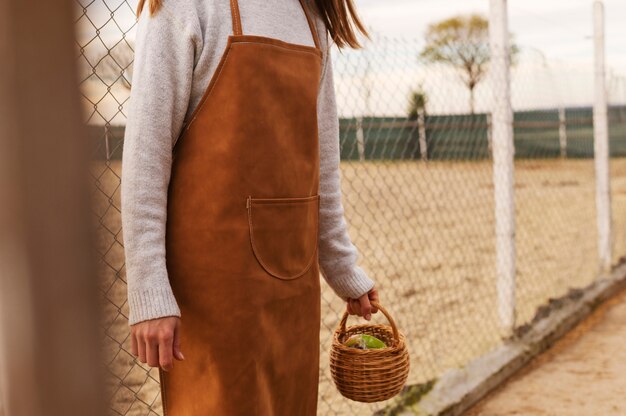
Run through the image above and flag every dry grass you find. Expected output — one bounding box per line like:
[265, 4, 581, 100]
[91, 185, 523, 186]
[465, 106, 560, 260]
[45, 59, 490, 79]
[92, 158, 626, 415]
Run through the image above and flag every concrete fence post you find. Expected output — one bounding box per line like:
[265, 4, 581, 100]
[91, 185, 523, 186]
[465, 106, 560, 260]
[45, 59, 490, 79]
[489, 0, 517, 334]
[593, 0, 612, 272]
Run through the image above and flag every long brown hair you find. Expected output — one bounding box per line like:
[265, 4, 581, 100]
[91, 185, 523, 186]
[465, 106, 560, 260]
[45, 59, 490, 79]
[136, 0, 369, 49]
[311, 0, 369, 49]
[135, 0, 162, 18]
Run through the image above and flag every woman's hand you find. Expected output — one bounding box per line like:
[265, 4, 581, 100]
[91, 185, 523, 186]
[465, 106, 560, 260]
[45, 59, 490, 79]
[130, 316, 185, 372]
[346, 285, 379, 320]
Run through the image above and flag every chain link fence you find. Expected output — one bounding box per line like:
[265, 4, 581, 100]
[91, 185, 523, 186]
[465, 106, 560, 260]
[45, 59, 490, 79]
[75, 0, 626, 414]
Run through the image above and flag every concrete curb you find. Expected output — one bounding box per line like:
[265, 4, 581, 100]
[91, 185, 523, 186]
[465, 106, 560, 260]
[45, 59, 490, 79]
[380, 261, 626, 416]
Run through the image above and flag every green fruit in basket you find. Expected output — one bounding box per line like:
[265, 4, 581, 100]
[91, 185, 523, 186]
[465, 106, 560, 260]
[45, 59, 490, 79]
[343, 333, 387, 349]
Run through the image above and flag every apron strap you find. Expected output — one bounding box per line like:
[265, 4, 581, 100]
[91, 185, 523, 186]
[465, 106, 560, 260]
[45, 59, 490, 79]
[229, 0, 321, 50]
[229, 0, 243, 36]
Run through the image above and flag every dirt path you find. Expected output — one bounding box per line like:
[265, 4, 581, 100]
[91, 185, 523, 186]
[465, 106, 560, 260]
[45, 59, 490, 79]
[465, 282, 626, 416]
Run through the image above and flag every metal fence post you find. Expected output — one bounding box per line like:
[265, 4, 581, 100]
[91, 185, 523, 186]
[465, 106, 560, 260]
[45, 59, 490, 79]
[559, 107, 567, 158]
[487, 112, 493, 156]
[490, 0, 516, 334]
[105, 124, 111, 161]
[593, 0, 612, 272]
[356, 116, 366, 161]
[418, 108, 428, 161]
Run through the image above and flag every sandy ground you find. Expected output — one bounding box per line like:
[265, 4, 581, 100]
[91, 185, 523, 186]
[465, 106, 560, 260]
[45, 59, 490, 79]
[92, 158, 626, 415]
[465, 281, 626, 416]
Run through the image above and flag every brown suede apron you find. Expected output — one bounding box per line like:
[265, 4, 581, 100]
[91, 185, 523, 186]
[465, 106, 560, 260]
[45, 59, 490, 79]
[160, 0, 323, 414]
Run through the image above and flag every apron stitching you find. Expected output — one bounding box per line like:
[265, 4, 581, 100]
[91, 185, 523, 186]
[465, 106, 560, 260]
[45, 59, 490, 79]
[248, 195, 320, 204]
[234, 41, 322, 58]
[247, 196, 319, 280]
[316, 195, 320, 246]
[175, 45, 234, 150]
[230, 35, 322, 56]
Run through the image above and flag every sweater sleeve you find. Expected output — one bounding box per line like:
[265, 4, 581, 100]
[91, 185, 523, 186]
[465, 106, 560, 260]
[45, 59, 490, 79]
[315, 32, 376, 302]
[121, 5, 199, 326]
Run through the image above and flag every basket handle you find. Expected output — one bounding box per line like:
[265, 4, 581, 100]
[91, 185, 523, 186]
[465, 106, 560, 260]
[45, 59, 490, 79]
[338, 301, 399, 343]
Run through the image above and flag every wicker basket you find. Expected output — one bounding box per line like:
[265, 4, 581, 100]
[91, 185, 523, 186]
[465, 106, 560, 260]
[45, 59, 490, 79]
[329, 301, 410, 403]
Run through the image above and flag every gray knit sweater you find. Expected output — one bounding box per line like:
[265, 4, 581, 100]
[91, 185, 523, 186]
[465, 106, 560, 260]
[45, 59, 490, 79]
[121, 0, 375, 326]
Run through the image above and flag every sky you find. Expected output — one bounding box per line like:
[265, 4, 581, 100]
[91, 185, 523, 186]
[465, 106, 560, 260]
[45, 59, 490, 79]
[80, 0, 626, 74]
[355, 0, 626, 75]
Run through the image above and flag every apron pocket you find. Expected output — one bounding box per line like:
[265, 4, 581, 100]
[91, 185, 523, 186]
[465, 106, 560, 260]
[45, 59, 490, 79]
[246, 194, 320, 280]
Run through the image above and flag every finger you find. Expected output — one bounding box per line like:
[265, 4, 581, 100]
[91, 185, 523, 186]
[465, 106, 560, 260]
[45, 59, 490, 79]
[159, 335, 174, 371]
[350, 299, 361, 315]
[130, 331, 138, 357]
[370, 303, 379, 314]
[369, 289, 379, 313]
[137, 335, 147, 364]
[173, 321, 185, 361]
[146, 340, 160, 368]
[359, 295, 372, 320]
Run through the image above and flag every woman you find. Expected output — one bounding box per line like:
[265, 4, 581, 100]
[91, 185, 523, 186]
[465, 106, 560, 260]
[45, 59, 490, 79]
[121, 0, 380, 414]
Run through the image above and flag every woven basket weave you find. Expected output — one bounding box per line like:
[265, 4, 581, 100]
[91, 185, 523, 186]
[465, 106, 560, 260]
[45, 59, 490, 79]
[329, 301, 410, 403]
